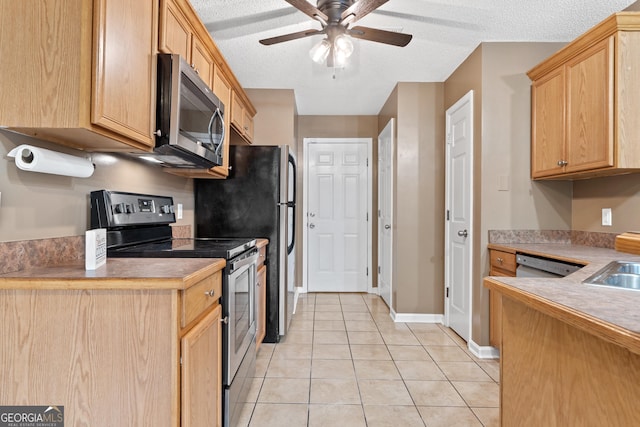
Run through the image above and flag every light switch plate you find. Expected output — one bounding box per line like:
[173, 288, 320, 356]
[177, 203, 183, 220]
[498, 175, 510, 191]
[602, 208, 612, 226]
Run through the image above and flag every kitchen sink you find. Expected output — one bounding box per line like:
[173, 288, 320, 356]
[583, 261, 640, 291]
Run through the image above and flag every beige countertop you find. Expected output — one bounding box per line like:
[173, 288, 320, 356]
[0, 257, 226, 290]
[485, 243, 640, 355]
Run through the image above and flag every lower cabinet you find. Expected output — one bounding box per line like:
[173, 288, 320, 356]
[181, 304, 222, 427]
[488, 248, 517, 348]
[256, 264, 267, 350]
[0, 269, 223, 426]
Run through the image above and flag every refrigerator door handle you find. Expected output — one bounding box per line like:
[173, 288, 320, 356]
[287, 154, 296, 255]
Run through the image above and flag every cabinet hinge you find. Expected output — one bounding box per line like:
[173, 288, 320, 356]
[446, 287, 449, 298]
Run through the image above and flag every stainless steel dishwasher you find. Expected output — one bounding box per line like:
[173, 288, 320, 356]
[515, 254, 583, 278]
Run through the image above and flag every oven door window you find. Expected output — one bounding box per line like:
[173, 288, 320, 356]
[179, 76, 224, 153]
[233, 266, 254, 353]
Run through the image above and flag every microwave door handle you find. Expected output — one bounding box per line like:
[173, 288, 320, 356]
[208, 107, 225, 156]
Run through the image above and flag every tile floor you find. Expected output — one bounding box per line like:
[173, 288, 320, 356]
[237, 293, 500, 427]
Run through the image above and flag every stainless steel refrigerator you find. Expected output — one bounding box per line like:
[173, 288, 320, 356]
[195, 145, 296, 342]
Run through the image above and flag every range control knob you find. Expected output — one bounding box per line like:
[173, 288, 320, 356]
[125, 204, 134, 214]
[160, 205, 174, 214]
[113, 203, 126, 214]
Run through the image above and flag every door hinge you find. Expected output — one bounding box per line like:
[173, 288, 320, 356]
[446, 287, 449, 298]
[366, 212, 368, 221]
[446, 133, 452, 144]
[378, 209, 381, 218]
[446, 210, 450, 221]
[366, 267, 368, 276]
[378, 265, 381, 274]
[366, 158, 369, 167]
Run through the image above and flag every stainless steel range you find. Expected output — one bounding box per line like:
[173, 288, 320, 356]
[90, 190, 257, 427]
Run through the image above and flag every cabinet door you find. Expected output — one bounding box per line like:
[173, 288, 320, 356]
[212, 68, 232, 177]
[242, 109, 254, 143]
[92, 0, 157, 148]
[256, 265, 267, 350]
[159, 0, 192, 60]
[230, 90, 244, 131]
[565, 36, 615, 173]
[531, 67, 566, 178]
[181, 304, 222, 427]
[191, 36, 214, 89]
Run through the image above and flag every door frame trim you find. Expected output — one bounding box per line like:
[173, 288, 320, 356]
[301, 137, 373, 294]
[444, 90, 474, 342]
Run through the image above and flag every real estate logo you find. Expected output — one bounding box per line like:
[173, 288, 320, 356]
[0, 406, 64, 427]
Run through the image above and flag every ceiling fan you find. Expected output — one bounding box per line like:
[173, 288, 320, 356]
[259, 0, 413, 67]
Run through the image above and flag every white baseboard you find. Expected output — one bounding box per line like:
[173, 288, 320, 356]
[391, 310, 444, 323]
[468, 340, 500, 359]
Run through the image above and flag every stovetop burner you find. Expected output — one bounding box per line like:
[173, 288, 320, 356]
[108, 237, 257, 259]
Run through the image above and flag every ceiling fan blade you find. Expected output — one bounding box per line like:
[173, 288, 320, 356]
[349, 26, 412, 47]
[259, 28, 323, 45]
[285, 0, 328, 23]
[341, 0, 389, 23]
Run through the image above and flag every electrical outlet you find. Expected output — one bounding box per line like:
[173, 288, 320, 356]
[602, 208, 612, 226]
[177, 203, 183, 220]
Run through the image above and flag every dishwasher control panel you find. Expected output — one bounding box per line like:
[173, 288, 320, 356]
[516, 254, 583, 277]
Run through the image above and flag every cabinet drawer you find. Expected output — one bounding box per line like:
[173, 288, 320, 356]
[258, 245, 266, 267]
[490, 250, 516, 274]
[182, 270, 222, 328]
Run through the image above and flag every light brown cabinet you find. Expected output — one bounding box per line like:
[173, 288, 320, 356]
[159, 0, 214, 88]
[231, 91, 255, 144]
[256, 265, 267, 350]
[181, 304, 222, 427]
[0, 0, 157, 151]
[256, 243, 268, 350]
[488, 248, 516, 348]
[0, 264, 224, 427]
[528, 12, 640, 179]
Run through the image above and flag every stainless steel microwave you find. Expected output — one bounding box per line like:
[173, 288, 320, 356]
[153, 53, 225, 168]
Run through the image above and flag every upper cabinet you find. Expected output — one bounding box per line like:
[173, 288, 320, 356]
[0, 0, 158, 151]
[159, 0, 256, 179]
[159, 0, 214, 89]
[528, 13, 640, 180]
[231, 91, 255, 144]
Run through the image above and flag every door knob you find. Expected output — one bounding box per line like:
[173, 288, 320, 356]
[309, 212, 316, 217]
[384, 224, 391, 229]
[309, 223, 315, 229]
[457, 229, 468, 237]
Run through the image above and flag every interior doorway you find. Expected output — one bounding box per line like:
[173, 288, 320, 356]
[302, 138, 373, 293]
[444, 91, 474, 342]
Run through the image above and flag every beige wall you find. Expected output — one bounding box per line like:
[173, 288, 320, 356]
[246, 89, 297, 150]
[391, 83, 445, 314]
[444, 42, 573, 345]
[0, 130, 194, 243]
[573, 174, 640, 232]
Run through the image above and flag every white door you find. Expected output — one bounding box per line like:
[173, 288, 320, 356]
[445, 91, 474, 342]
[377, 119, 394, 307]
[307, 142, 369, 292]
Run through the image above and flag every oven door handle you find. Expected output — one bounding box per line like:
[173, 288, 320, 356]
[229, 248, 259, 274]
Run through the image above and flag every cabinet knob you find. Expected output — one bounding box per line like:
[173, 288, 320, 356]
[497, 257, 504, 263]
[557, 160, 568, 166]
[220, 316, 229, 324]
[204, 289, 216, 297]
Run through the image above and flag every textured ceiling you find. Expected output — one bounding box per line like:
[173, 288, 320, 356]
[191, 0, 636, 115]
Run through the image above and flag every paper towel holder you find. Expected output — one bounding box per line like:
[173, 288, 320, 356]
[8, 144, 96, 178]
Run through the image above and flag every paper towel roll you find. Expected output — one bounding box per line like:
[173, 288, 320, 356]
[7, 144, 95, 178]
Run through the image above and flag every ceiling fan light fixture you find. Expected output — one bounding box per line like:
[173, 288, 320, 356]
[333, 34, 354, 59]
[310, 39, 331, 64]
